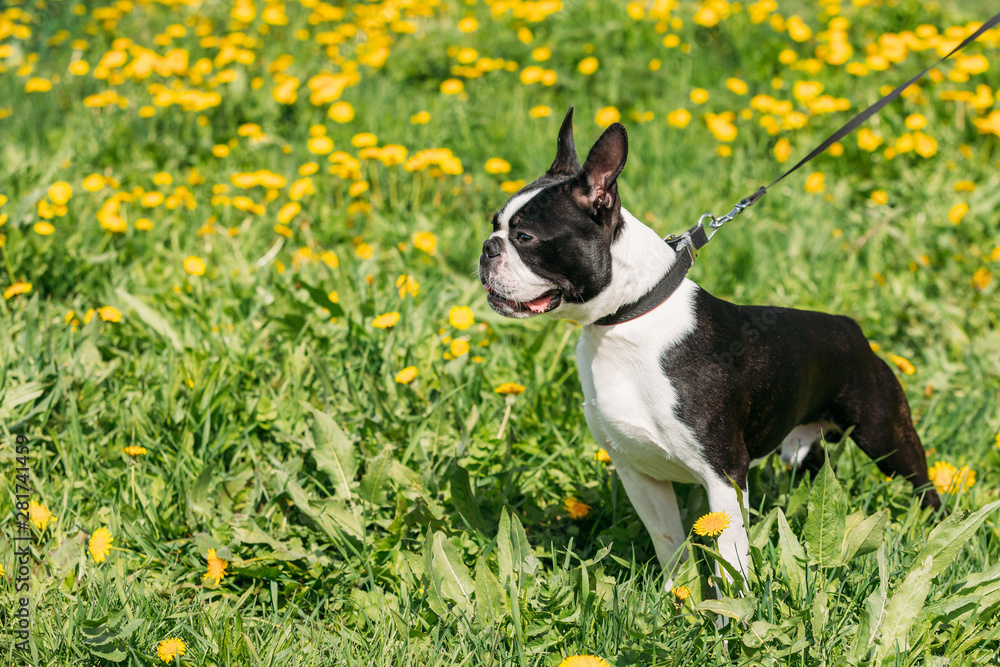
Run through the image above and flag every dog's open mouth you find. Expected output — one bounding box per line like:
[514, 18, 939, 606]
[485, 287, 562, 317]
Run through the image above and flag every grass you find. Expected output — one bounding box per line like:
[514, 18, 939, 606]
[1, 0, 999, 664]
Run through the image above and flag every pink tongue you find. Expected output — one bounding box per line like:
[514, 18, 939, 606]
[526, 293, 553, 313]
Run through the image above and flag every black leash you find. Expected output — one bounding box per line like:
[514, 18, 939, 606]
[596, 9, 1000, 327]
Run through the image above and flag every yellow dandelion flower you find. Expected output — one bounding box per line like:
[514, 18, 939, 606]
[278, 202, 301, 224]
[123, 445, 147, 457]
[449, 306, 475, 330]
[410, 110, 431, 124]
[458, 17, 479, 32]
[81, 174, 105, 192]
[870, 190, 888, 205]
[672, 585, 691, 601]
[440, 79, 464, 95]
[995, 428, 1000, 451]
[412, 231, 437, 256]
[329, 101, 355, 124]
[532, 47, 552, 62]
[34, 222, 55, 236]
[450, 339, 470, 357]
[726, 78, 748, 95]
[485, 158, 511, 175]
[773, 137, 791, 163]
[577, 57, 599, 75]
[689, 88, 709, 104]
[89, 527, 114, 563]
[156, 637, 186, 663]
[595, 106, 620, 128]
[25, 78, 53, 93]
[928, 461, 975, 495]
[395, 274, 419, 298]
[594, 448, 612, 463]
[98, 306, 121, 322]
[529, 105, 551, 118]
[204, 548, 228, 586]
[48, 181, 73, 205]
[495, 382, 525, 395]
[805, 172, 825, 194]
[352, 133, 378, 148]
[667, 109, 691, 128]
[972, 267, 992, 290]
[501, 180, 525, 193]
[558, 657, 609, 667]
[308, 136, 334, 155]
[693, 511, 731, 537]
[184, 256, 206, 276]
[355, 242, 373, 259]
[949, 203, 969, 225]
[28, 501, 53, 530]
[564, 497, 591, 519]
[857, 128, 883, 152]
[395, 366, 418, 384]
[373, 312, 400, 329]
[890, 354, 915, 375]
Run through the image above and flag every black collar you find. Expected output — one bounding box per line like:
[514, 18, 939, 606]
[593, 224, 709, 326]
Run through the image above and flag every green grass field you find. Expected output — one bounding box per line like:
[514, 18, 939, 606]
[1, 0, 999, 664]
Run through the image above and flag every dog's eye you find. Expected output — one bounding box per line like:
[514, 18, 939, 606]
[515, 232, 533, 243]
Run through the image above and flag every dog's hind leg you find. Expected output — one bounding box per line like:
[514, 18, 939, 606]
[780, 422, 839, 478]
[612, 459, 688, 590]
[834, 357, 941, 511]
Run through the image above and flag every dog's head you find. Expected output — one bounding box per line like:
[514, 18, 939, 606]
[478, 107, 629, 319]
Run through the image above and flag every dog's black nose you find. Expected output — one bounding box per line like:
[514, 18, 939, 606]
[482, 237, 502, 259]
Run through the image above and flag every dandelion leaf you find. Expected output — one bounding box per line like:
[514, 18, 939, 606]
[776, 509, 806, 597]
[695, 595, 756, 622]
[909, 499, 1000, 580]
[449, 463, 486, 534]
[475, 557, 506, 628]
[875, 555, 934, 664]
[427, 530, 475, 615]
[841, 509, 888, 562]
[359, 445, 393, 506]
[303, 402, 358, 501]
[803, 461, 847, 567]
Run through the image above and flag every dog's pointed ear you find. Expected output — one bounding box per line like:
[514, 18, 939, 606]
[548, 107, 581, 175]
[579, 122, 628, 210]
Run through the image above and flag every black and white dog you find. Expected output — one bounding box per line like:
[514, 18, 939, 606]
[479, 107, 940, 586]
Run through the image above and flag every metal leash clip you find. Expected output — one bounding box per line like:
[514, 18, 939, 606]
[702, 186, 767, 237]
[666, 187, 766, 264]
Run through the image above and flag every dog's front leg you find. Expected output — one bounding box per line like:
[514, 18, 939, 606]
[704, 475, 751, 592]
[610, 455, 687, 590]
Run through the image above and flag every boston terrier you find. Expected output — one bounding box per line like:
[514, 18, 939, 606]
[478, 107, 941, 587]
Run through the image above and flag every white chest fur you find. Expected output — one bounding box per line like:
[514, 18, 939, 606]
[576, 275, 715, 485]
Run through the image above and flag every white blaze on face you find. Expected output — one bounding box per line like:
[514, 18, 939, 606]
[483, 186, 557, 304]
